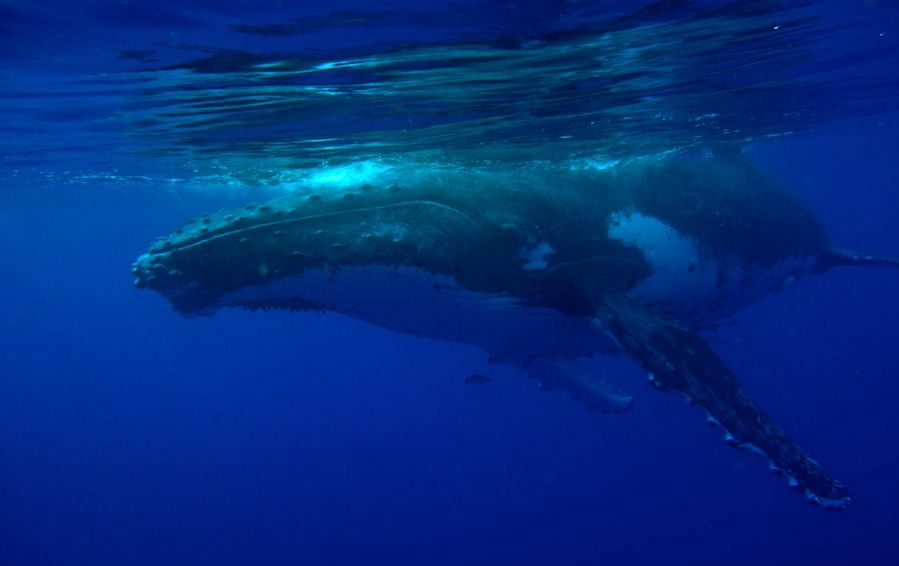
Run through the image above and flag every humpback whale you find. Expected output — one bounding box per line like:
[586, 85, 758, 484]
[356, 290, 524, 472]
[133, 154, 897, 509]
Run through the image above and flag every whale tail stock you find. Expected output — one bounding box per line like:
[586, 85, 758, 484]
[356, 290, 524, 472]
[817, 249, 899, 272]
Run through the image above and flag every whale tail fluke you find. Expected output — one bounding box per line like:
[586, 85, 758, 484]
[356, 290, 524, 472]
[818, 249, 899, 272]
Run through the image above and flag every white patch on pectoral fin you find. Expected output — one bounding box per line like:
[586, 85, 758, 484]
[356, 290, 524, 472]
[523, 356, 633, 414]
[607, 211, 718, 306]
[607, 211, 816, 323]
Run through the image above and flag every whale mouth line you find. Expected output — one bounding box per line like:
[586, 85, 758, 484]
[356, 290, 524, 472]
[152, 199, 480, 255]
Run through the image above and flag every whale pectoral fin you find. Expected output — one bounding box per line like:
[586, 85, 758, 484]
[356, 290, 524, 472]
[522, 356, 633, 414]
[595, 294, 850, 509]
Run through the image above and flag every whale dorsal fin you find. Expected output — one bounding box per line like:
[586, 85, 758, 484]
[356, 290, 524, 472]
[595, 294, 850, 509]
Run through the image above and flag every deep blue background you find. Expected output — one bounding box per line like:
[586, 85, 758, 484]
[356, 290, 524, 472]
[2, 1, 899, 565]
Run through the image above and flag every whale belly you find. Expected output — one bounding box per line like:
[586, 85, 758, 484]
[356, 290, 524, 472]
[218, 265, 619, 359]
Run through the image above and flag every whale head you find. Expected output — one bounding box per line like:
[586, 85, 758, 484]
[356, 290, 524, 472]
[131, 176, 508, 316]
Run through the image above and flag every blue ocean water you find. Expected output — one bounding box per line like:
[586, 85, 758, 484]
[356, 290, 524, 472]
[2, 1, 899, 564]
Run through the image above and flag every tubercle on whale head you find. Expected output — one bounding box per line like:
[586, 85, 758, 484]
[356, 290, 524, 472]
[132, 183, 495, 315]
